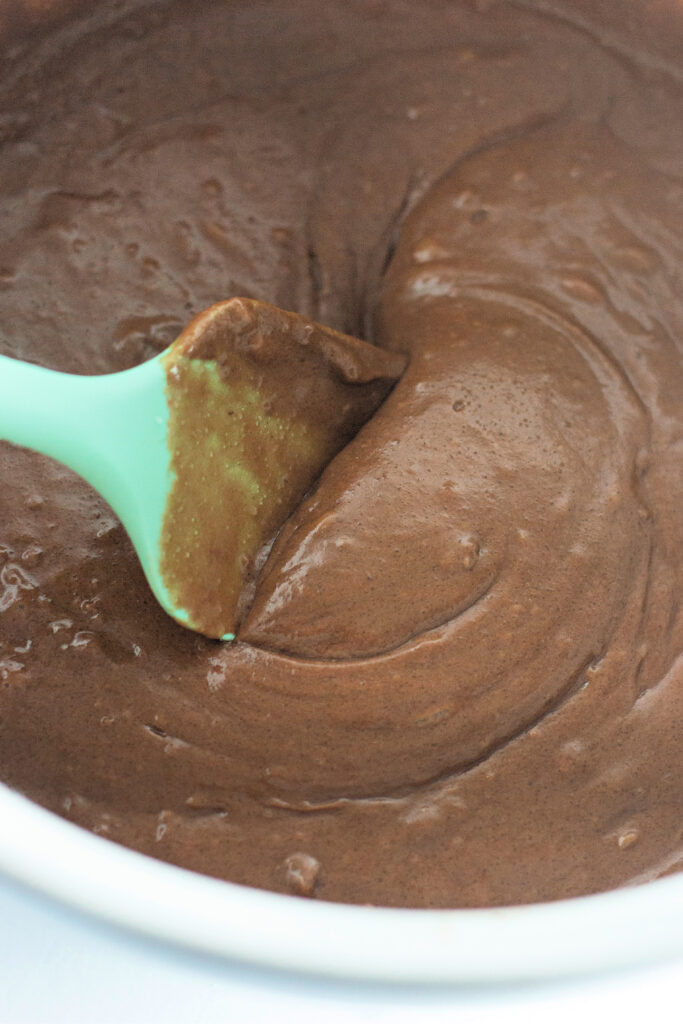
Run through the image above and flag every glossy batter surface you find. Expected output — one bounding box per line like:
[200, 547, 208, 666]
[0, 0, 681, 907]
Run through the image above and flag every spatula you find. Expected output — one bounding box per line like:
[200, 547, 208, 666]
[0, 299, 406, 640]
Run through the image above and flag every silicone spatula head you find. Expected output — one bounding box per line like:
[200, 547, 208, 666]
[158, 299, 407, 639]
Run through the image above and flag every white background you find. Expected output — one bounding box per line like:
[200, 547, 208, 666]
[2, 875, 682, 1023]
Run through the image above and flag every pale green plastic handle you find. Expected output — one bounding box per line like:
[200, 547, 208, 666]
[0, 352, 179, 621]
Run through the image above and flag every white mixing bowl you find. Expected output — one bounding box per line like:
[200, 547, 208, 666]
[1, 780, 683, 984]
[1, 0, 682, 992]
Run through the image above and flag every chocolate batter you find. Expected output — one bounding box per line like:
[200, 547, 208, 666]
[0, 0, 681, 908]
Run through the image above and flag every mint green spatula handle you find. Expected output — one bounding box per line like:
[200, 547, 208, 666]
[0, 353, 124, 483]
[0, 352, 171, 585]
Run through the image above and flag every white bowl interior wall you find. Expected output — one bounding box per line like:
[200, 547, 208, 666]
[1, 782, 683, 984]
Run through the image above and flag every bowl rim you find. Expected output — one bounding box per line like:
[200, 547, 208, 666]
[2, 781, 683, 984]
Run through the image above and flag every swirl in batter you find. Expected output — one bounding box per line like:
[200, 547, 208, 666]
[0, 0, 681, 906]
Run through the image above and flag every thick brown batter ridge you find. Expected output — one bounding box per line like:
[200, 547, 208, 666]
[0, 0, 681, 907]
